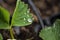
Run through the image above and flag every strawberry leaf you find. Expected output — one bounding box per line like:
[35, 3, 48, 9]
[12, 0, 33, 26]
[0, 6, 10, 29]
[39, 19, 60, 40]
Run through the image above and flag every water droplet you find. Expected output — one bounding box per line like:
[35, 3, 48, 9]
[27, 15, 29, 17]
[24, 22, 26, 23]
[24, 18, 26, 20]
[27, 18, 32, 22]
[27, 10, 29, 13]
[24, 13, 26, 15]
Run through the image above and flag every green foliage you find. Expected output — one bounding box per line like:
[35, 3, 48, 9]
[0, 6, 10, 23]
[0, 0, 33, 29]
[0, 6, 10, 29]
[0, 34, 3, 40]
[39, 19, 60, 40]
[12, 0, 33, 26]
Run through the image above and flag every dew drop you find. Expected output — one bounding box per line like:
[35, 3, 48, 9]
[27, 15, 29, 17]
[24, 22, 26, 23]
[24, 13, 26, 15]
[24, 18, 26, 20]
[27, 10, 29, 13]
[27, 18, 32, 22]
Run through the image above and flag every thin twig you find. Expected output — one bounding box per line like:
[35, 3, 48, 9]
[28, 0, 45, 29]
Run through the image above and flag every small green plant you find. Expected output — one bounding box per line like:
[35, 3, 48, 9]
[0, 0, 33, 39]
[39, 19, 60, 40]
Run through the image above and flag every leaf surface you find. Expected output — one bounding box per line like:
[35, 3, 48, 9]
[0, 6, 10, 29]
[40, 19, 60, 40]
[12, 0, 33, 26]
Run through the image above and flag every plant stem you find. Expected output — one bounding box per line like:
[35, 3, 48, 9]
[10, 26, 14, 39]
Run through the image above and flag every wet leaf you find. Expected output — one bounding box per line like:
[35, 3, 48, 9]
[12, 0, 33, 26]
[39, 19, 60, 40]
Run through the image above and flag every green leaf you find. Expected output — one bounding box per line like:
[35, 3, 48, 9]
[0, 34, 3, 40]
[39, 19, 60, 40]
[0, 6, 10, 29]
[12, 0, 33, 26]
[0, 6, 10, 23]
